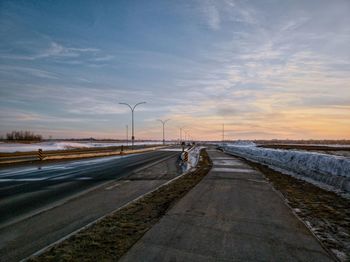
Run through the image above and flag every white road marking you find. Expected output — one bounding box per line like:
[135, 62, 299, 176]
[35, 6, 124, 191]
[212, 167, 257, 173]
[75, 177, 93, 180]
[51, 175, 76, 181]
[0, 178, 45, 182]
[213, 160, 244, 166]
[105, 180, 130, 190]
[247, 179, 267, 183]
[159, 148, 183, 152]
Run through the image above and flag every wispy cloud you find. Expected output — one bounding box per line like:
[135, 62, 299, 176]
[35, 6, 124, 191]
[90, 55, 115, 62]
[198, 0, 221, 30]
[0, 0, 349, 139]
[0, 41, 99, 61]
[0, 65, 59, 79]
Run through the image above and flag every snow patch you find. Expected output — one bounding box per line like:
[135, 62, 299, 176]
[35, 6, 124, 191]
[181, 146, 204, 171]
[220, 141, 256, 147]
[331, 249, 348, 261]
[221, 144, 350, 193]
[0, 141, 164, 153]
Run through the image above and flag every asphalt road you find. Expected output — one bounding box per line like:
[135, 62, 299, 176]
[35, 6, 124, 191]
[0, 149, 180, 261]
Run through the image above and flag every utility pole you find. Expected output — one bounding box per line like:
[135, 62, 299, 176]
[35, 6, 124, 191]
[179, 126, 186, 143]
[180, 128, 182, 143]
[222, 123, 225, 142]
[119, 102, 146, 150]
[157, 119, 170, 145]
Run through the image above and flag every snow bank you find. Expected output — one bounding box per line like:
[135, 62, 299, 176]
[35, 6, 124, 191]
[181, 146, 204, 171]
[270, 143, 350, 148]
[221, 144, 350, 193]
[188, 146, 204, 169]
[219, 141, 256, 147]
[0, 141, 164, 153]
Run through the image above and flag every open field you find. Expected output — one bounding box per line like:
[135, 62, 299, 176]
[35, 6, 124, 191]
[255, 140, 350, 146]
[259, 144, 350, 151]
[0, 141, 169, 154]
[259, 144, 350, 159]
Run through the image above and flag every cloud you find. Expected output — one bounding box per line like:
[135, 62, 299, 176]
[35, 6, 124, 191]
[0, 108, 86, 124]
[199, 0, 221, 30]
[40, 42, 99, 58]
[0, 41, 103, 61]
[196, 0, 260, 30]
[90, 55, 115, 62]
[0, 0, 349, 140]
[0, 65, 59, 79]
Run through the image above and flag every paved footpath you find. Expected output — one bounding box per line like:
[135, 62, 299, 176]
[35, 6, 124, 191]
[121, 149, 333, 261]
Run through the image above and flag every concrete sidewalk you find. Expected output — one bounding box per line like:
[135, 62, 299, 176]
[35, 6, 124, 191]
[120, 149, 333, 261]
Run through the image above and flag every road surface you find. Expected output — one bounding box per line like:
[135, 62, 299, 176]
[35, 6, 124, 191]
[0, 149, 181, 261]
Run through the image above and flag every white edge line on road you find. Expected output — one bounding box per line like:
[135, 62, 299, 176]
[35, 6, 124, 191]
[23, 165, 198, 262]
[105, 180, 130, 190]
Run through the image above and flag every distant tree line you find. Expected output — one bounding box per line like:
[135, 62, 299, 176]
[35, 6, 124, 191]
[6, 130, 42, 141]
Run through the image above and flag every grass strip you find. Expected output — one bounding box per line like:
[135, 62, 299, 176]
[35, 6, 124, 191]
[236, 156, 350, 261]
[29, 149, 212, 261]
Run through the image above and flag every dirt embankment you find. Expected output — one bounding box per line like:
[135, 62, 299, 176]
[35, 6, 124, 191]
[29, 149, 212, 261]
[241, 158, 350, 261]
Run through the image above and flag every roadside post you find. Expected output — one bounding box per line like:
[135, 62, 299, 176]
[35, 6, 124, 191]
[121, 145, 124, 155]
[183, 151, 189, 162]
[38, 149, 44, 161]
[181, 141, 185, 152]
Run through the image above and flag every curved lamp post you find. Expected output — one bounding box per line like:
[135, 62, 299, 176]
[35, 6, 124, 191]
[157, 119, 170, 145]
[119, 102, 146, 149]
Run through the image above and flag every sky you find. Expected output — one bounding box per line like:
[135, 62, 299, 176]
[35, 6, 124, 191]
[0, 0, 349, 140]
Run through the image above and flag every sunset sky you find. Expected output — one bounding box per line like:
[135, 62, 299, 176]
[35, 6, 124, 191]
[1, 0, 349, 140]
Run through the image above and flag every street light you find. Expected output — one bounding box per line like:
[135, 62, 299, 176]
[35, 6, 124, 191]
[157, 119, 170, 145]
[119, 102, 146, 149]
